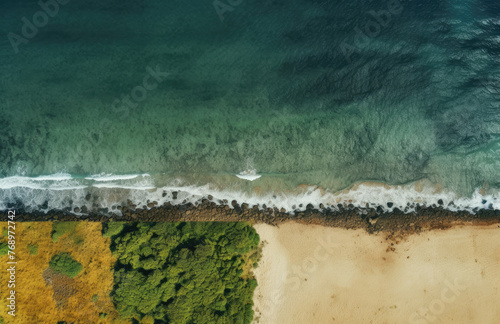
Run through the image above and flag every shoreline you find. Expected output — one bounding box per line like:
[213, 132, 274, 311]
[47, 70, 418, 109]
[6, 199, 500, 236]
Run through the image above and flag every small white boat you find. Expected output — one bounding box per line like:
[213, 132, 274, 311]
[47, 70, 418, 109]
[236, 169, 262, 181]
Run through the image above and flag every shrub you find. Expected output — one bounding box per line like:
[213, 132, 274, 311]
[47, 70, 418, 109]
[27, 244, 38, 255]
[102, 222, 125, 238]
[0, 243, 8, 256]
[51, 222, 78, 242]
[49, 253, 83, 278]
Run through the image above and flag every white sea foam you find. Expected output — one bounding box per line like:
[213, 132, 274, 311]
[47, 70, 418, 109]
[236, 169, 262, 181]
[0, 173, 498, 214]
[34, 173, 73, 181]
[85, 173, 148, 181]
[0, 175, 80, 190]
[92, 183, 155, 189]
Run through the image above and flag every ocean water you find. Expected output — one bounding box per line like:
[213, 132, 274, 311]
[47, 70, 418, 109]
[1, 0, 499, 214]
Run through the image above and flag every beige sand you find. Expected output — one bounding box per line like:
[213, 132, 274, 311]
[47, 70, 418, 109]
[252, 223, 500, 324]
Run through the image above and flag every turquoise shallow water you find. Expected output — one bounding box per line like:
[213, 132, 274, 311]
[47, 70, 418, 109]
[1, 0, 500, 213]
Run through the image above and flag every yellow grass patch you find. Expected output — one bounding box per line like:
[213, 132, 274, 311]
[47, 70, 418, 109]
[0, 222, 123, 324]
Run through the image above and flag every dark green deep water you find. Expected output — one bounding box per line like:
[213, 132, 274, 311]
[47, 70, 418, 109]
[1, 0, 499, 213]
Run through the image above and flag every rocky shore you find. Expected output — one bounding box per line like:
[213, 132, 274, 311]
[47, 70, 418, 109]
[6, 196, 500, 236]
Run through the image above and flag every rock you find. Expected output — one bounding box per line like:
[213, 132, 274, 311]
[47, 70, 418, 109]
[153, 201, 158, 205]
[85, 194, 91, 201]
[208, 195, 213, 200]
[117, 206, 122, 211]
[387, 202, 393, 208]
[280, 208, 286, 213]
[81, 206, 88, 213]
[147, 203, 154, 208]
[437, 199, 444, 205]
[172, 191, 178, 200]
[231, 200, 238, 207]
[162, 191, 167, 197]
[74, 207, 80, 213]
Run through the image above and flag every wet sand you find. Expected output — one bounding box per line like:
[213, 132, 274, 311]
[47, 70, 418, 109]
[252, 222, 500, 324]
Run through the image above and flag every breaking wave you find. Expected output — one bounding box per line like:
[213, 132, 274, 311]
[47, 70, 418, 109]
[0, 173, 498, 215]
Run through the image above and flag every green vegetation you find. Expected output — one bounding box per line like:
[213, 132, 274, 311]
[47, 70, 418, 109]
[0, 242, 8, 256]
[27, 244, 38, 255]
[2, 227, 7, 238]
[92, 294, 99, 302]
[102, 222, 125, 238]
[110, 222, 260, 324]
[51, 222, 78, 242]
[49, 253, 83, 278]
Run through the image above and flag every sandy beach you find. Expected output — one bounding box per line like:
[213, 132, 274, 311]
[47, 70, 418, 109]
[252, 223, 500, 324]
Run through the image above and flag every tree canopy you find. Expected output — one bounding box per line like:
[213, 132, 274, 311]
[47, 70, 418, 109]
[108, 222, 260, 324]
[49, 252, 83, 278]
